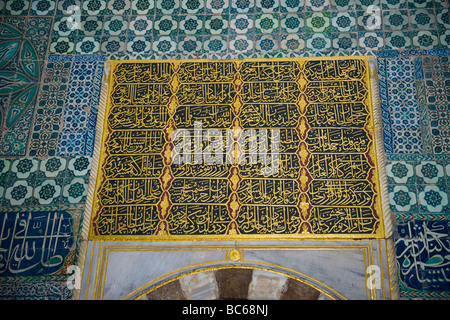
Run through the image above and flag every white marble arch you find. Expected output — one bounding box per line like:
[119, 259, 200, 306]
[137, 266, 331, 300]
[77, 239, 397, 300]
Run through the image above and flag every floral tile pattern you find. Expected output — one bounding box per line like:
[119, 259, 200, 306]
[1, 0, 450, 300]
[38, 0, 450, 58]
[0, 156, 92, 208]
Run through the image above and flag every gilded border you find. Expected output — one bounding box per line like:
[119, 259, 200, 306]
[87, 56, 387, 241]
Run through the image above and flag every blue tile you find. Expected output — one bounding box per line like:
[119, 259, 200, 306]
[393, 128, 424, 154]
[0, 211, 73, 276]
[64, 85, 95, 108]
[56, 131, 87, 156]
[414, 56, 424, 79]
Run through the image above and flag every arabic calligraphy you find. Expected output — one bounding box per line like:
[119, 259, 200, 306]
[90, 57, 384, 240]
[0, 211, 73, 276]
[396, 221, 450, 290]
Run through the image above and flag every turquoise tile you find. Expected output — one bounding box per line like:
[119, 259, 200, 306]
[153, 14, 179, 36]
[78, 16, 103, 36]
[29, 0, 56, 15]
[131, 0, 155, 14]
[55, 0, 80, 15]
[256, 0, 280, 12]
[180, 0, 205, 13]
[229, 33, 254, 53]
[36, 156, 67, 179]
[102, 15, 129, 36]
[331, 32, 358, 50]
[178, 35, 204, 54]
[61, 176, 89, 204]
[439, 29, 450, 48]
[156, 0, 180, 14]
[355, 0, 379, 10]
[231, 0, 255, 13]
[388, 184, 418, 213]
[230, 13, 254, 34]
[104, 0, 132, 15]
[436, 8, 450, 30]
[281, 13, 305, 33]
[280, 0, 305, 12]
[382, 0, 407, 9]
[203, 35, 229, 53]
[417, 184, 449, 213]
[206, 0, 230, 13]
[255, 13, 280, 34]
[152, 35, 178, 55]
[4, 0, 31, 16]
[407, 0, 434, 9]
[128, 15, 153, 36]
[179, 14, 205, 35]
[356, 10, 383, 32]
[304, 32, 332, 50]
[385, 31, 412, 49]
[410, 9, 437, 30]
[383, 10, 409, 31]
[415, 161, 446, 185]
[280, 32, 305, 52]
[358, 31, 384, 50]
[305, 12, 331, 33]
[32, 178, 64, 206]
[3, 179, 35, 206]
[306, 0, 330, 11]
[82, 0, 107, 15]
[52, 15, 78, 38]
[330, 0, 354, 11]
[331, 11, 356, 32]
[386, 161, 417, 184]
[0, 159, 12, 183]
[411, 30, 440, 49]
[205, 14, 229, 35]
[126, 35, 153, 54]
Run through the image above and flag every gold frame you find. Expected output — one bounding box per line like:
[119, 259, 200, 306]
[88, 56, 386, 241]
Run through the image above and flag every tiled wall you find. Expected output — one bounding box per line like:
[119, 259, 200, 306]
[0, 0, 449, 299]
[379, 53, 450, 298]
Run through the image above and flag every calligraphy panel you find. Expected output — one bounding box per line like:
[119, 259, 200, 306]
[0, 212, 73, 276]
[89, 57, 385, 240]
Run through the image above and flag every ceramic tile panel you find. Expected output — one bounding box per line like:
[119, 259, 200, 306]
[0, 155, 92, 209]
[39, 0, 450, 59]
[395, 221, 450, 298]
[0, 18, 48, 156]
[0, 210, 77, 299]
[385, 50, 450, 296]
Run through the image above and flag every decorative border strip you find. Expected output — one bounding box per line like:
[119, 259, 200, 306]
[369, 56, 394, 239]
[72, 62, 111, 300]
[376, 58, 393, 154]
[385, 238, 399, 300]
